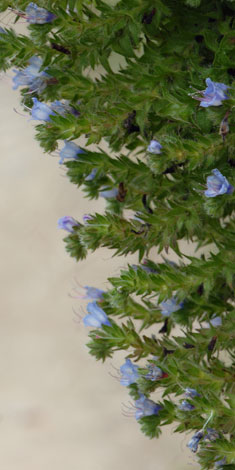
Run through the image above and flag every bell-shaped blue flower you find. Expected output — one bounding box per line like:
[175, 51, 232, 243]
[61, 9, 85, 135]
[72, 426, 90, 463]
[214, 457, 226, 468]
[83, 286, 105, 300]
[25, 2, 56, 24]
[204, 428, 220, 442]
[205, 169, 234, 198]
[85, 168, 98, 181]
[145, 364, 165, 381]
[147, 139, 162, 154]
[58, 216, 80, 233]
[178, 400, 195, 411]
[199, 78, 229, 107]
[99, 188, 119, 199]
[159, 297, 184, 317]
[83, 214, 93, 224]
[135, 394, 162, 420]
[83, 301, 111, 328]
[31, 98, 54, 121]
[184, 388, 200, 398]
[50, 100, 78, 117]
[120, 359, 139, 386]
[59, 140, 84, 165]
[187, 431, 204, 452]
[12, 56, 49, 92]
[207, 316, 222, 327]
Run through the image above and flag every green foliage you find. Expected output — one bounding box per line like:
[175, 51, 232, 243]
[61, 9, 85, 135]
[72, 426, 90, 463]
[1, 0, 234, 468]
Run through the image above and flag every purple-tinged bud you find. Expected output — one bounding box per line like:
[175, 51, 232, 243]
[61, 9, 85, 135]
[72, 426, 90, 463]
[57, 216, 80, 233]
[83, 214, 93, 224]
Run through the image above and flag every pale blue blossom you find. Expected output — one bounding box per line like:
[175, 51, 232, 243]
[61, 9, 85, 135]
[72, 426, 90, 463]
[159, 298, 184, 317]
[205, 169, 234, 198]
[25, 2, 56, 24]
[135, 394, 162, 420]
[120, 359, 139, 386]
[198, 78, 229, 107]
[57, 216, 80, 233]
[147, 139, 162, 154]
[59, 140, 84, 164]
[83, 301, 111, 328]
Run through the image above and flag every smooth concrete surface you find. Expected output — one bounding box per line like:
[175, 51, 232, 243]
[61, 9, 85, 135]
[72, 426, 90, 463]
[0, 12, 199, 470]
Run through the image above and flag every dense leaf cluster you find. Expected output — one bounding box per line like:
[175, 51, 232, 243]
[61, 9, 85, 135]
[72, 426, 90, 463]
[0, 1, 234, 469]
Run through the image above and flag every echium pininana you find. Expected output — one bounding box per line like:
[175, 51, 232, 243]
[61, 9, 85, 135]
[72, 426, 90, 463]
[1, 0, 234, 469]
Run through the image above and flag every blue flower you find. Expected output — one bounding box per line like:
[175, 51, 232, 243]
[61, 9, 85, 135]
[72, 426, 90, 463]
[147, 139, 162, 154]
[31, 97, 54, 121]
[99, 188, 119, 199]
[145, 364, 165, 381]
[208, 316, 222, 327]
[57, 216, 80, 233]
[178, 400, 195, 411]
[205, 169, 234, 198]
[135, 394, 162, 420]
[83, 301, 111, 328]
[214, 457, 226, 468]
[0, 27, 6, 35]
[204, 428, 220, 442]
[187, 431, 204, 452]
[85, 168, 98, 181]
[83, 214, 93, 224]
[131, 264, 158, 274]
[83, 286, 105, 300]
[25, 2, 56, 24]
[59, 140, 84, 165]
[50, 100, 78, 117]
[12, 56, 49, 92]
[120, 359, 139, 386]
[184, 388, 200, 398]
[198, 78, 229, 107]
[159, 297, 184, 317]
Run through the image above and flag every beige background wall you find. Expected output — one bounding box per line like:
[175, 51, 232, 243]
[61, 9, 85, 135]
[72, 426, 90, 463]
[0, 12, 199, 470]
